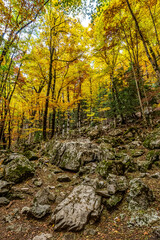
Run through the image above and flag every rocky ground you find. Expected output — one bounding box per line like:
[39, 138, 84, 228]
[0, 125, 160, 240]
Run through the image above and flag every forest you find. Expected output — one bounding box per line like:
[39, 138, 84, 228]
[0, 0, 160, 148]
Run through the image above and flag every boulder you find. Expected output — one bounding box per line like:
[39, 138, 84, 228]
[23, 150, 38, 161]
[127, 178, 154, 210]
[0, 197, 10, 206]
[0, 180, 12, 196]
[34, 188, 56, 205]
[4, 154, 35, 183]
[128, 209, 160, 227]
[51, 184, 102, 231]
[57, 175, 71, 183]
[103, 193, 123, 209]
[143, 128, 160, 149]
[28, 203, 51, 219]
[97, 160, 124, 178]
[48, 140, 102, 172]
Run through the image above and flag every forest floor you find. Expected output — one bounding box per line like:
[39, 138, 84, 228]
[0, 122, 160, 240]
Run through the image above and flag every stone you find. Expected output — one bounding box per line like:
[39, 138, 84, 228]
[23, 150, 38, 161]
[150, 172, 160, 179]
[0, 197, 10, 206]
[131, 149, 145, 158]
[127, 178, 154, 210]
[57, 175, 71, 182]
[4, 154, 35, 183]
[62, 233, 76, 240]
[152, 226, 160, 238]
[143, 128, 160, 149]
[84, 229, 97, 236]
[128, 209, 160, 227]
[48, 140, 102, 172]
[96, 189, 111, 198]
[97, 160, 124, 178]
[32, 233, 53, 240]
[34, 188, 56, 205]
[29, 203, 51, 219]
[103, 193, 123, 209]
[33, 178, 43, 187]
[51, 184, 102, 231]
[137, 160, 152, 172]
[107, 174, 128, 192]
[0, 180, 12, 196]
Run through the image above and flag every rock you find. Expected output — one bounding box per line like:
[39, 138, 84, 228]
[146, 150, 160, 164]
[127, 178, 154, 210]
[109, 129, 123, 137]
[88, 127, 102, 140]
[33, 178, 43, 187]
[79, 162, 97, 176]
[62, 233, 76, 240]
[137, 160, 152, 172]
[107, 174, 128, 192]
[29, 203, 51, 219]
[0, 197, 10, 206]
[128, 209, 160, 227]
[48, 140, 102, 172]
[103, 193, 123, 209]
[152, 226, 160, 238]
[96, 189, 111, 198]
[131, 149, 145, 158]
[21, 206, 30, 214]
[32, 233, 53, 240]
[0, 180, 12, 196]
[84, 228, 97, 236]
[23, 150, 38, 161]
[4, 154, 35, 183]
[143, 128, 160, 149]
[150, 172, 160, 179]
[51, 184, 102, 231]
[57, 175, 71, 182]
[34, 188, 56, 205]
[97, 160, 124, 178]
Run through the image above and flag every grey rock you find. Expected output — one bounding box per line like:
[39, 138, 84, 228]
[4, 154, 35, 183]
[0, 180, 12, 196]
[152, 226, 160, 238]
[96, 189, 111, 198]
[33, 178, 43, 187]
[29, 203, 51, 219]
[62, 233, 76, 240]
[0, 197, 10, 206]
[51, 184, 102, 231]
[150, 172, 160, 179]
[127, 178, 154, 210]
[106, 174, 128, 194]
[128, 209, 160, 227]
[32, 233, 53, 240]
[84, 228, 97, 236]
[57, 175, 71, 182]
[137, 160, 152, 172]
[143, 128, 160, 149]
[48, 140, 103, 172]
[103, 193, 123, 209]
[21, 206, 30, 214]
[34, 188, 56, 205]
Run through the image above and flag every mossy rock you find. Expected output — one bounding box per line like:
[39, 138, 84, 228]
[103, 193, 123, 209]
[24, 150, 38, 161]
[97, 160, 124, 178]
[4, 154, 35, 183]
[143, 128, 160, 149]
